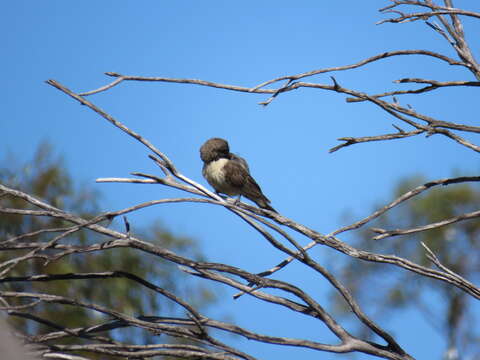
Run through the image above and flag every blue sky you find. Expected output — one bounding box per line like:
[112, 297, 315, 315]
[2, 1, 480, 359]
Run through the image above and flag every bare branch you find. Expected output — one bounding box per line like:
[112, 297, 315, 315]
[346, 79, 480, 103]
[372, 209, 480, 240]
[250, 50, 464, 91]
[8, 4, 477, 358]
[377, 9, 480, 25]
[333, 176, 480, 236]
[329, 129, 424, 153]
[75, 49, 465, 99]
[379, 0, 480, 79]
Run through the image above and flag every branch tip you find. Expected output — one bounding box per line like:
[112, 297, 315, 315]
[330, 76, 340, 90]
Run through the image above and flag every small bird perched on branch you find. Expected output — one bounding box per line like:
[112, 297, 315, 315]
[200, 138, 276, 212]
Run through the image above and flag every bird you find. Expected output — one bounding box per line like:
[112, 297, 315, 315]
[199, 138, 276, 212]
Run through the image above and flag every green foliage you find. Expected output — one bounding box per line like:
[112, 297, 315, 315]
[331, 175, 480, 357]
[0, 142, 218, 348]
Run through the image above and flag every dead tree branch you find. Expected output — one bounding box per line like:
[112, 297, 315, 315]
[3, 2, 480, 359]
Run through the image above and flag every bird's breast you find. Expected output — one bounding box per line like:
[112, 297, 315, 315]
[203, 159, 240, 196]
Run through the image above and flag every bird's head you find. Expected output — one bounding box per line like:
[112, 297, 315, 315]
[200, 138, 230, 163]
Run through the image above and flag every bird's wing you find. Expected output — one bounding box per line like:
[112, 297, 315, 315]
[230, 153, 250, 173]
[243, 175, 270, 203]
[224, 158, 275, 212]
[223, 160, 248, 188]
[225, 161, 267, 201]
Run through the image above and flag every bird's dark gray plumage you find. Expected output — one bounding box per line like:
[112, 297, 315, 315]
[199, 138, 276, 212]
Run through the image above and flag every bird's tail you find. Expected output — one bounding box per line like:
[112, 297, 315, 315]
[243, 175, 277, 213]
[262, 202, 277, 213]
[254, 196, 277, 213]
